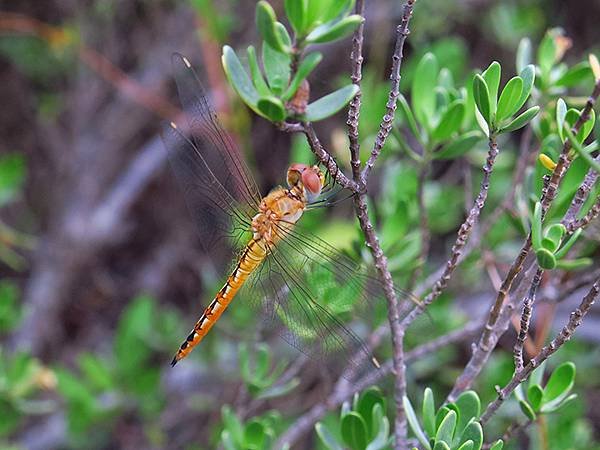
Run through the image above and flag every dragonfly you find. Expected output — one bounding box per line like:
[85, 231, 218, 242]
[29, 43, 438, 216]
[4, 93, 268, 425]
[162, 53, 416, 374]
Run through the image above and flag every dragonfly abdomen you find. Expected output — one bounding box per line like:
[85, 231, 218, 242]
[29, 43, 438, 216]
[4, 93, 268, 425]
[171, 239, 267, 366]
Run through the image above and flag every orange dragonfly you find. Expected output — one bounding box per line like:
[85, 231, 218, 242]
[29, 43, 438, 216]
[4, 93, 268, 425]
[162, 53, 414, 373]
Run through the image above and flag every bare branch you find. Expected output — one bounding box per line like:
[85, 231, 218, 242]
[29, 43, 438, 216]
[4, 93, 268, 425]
[480, 278, 600, 423]
[401, 135, 500, 327]
[347, 0, 365, 181]
[514, 268, 543, 372]
[362, 0, 415, 182]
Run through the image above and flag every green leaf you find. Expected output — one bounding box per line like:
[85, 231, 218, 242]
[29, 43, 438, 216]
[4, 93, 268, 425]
[433, 441, 451, 450]
[434, 131, 484, 160]
[482, 61, 501, 119]
[459, 421, 482, 450]
[499, 106, 539, 133]
[321, 0, 355, 23]
[341, 411, 368, 450]
[305, 14, 362, 44]
[256, 1, 289, 53]
[285, 0, 308, 35]
[435, 406, 451, 431]
[543, 362, 576, 403]
[366, 404, 390, 450]
[222, 45, 260, 111]
[543, 223, 566, 252]
[435, 409, 456, 445]
[519, 400, 537, 420]
[282, 51, 322, 101]
[222, 405, 244, 445]
[422, 388, 436, 439]
[357, 387, 385, 438]
[457, 441, 474, 450]
[246, 45, 270, 96]
[516, 38, 532, 74]
[454, 391, 481, 436]
[536, 248, 557, 270]
[398, 94, 422, 142]
[489, 439, 504, 450]
[77, 354, 113, 391]
[473, 74, 491, 127]
[262, 41, 291, 96]
[496, 76, 523, 122]
[538, 33, 557, 75]
[542, 393, 578, 413]
[403, 395, 431, 450]
[0, 154, 26, 207]
[257, 96, 286, 121]
[316, 423, 345, 450]
[556, 258, 593, 270]
[527, 384, 544, 411]
[431, 100, 465, 142]
[303, 84, 358, 121]
[412, 53, 439, 129]
[515, 65, 535, 114]
[555, 61, 593, 87]
[554, 228, 583, 260]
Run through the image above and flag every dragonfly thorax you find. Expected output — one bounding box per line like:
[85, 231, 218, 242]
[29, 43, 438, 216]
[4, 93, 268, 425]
[252, 186, 307, 244]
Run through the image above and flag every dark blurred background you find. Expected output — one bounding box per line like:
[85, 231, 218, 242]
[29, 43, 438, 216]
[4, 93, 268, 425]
[1, 1, 600, 449]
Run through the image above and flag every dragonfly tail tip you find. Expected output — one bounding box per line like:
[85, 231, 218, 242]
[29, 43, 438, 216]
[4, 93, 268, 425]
[170, 357, 178, 367]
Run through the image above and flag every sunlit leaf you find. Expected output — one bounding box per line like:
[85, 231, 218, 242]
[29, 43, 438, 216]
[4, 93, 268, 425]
[499, 106, 539, 133]
[256, 1, 289, 53]
[412, 53, 439, 130]
[305, 14, 362, 44]
[303, 84, 358, 121]
[496, 76, 523, 121]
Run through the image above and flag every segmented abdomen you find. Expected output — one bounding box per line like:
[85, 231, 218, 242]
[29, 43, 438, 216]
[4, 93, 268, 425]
[171, 239, 267, 366]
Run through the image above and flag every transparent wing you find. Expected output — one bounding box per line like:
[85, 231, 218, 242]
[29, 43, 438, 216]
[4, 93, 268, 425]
[161, 53, 261, 253]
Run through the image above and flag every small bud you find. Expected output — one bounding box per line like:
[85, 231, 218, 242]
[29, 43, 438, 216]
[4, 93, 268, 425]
[539, 153, 557, 171]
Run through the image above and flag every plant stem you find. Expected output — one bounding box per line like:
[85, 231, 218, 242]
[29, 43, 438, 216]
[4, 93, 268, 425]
[514, 268, 543, 372]
[480, 279, 600, 423]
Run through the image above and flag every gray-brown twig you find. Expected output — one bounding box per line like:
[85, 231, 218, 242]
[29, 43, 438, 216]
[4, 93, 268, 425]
[514, 268, 543, 372]
[480, 279, 599, 423]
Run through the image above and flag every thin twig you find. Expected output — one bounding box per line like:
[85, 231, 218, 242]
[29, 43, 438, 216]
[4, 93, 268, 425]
[347, 0, 365, 182]
[449, 80, 600, 400]
[480, 279, 600, 423]
[514, 268, 543, 372]
[301, 122, 362, 193]
[401, 135, 500, 327]
[566, 194, 600, 232]
[362, 0, 415, 183]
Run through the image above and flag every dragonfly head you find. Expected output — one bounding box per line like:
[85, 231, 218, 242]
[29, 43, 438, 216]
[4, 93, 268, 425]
[287, 163, 324, 203]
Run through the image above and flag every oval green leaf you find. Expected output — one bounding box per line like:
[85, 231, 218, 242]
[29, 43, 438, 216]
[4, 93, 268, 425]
[285, 0, 308, 35]
[555, 61, 593, 87]
[527, 384, 544, 411]
[496, 76, 523, 122]
[321, 0, 354, 23]
[543, 361, 576, 403]
[519, 400, 537, 420]
[246, 45, 271, 96]
[434, 130, 483, 160]
[222, 45, 260, 111]
[305, 14, 362, 44]
[516, 37, 532, 74]
[435, 409, 456, 445]
[412, 52, 439, 130]
[457, 441, 474, 450]
[303, 84, 359, 121]
[431, 100, 465, 142]
[422, 387, 436, 439]
[515, 64, 535, 114]
[341, 411, 368, 450]
[499, 106, 540, 133]
[482, 61, 501, 117]
[473, 74, 491, 126]
[262, 40, 291, 95]
[459, 421, 482, 450]
[556, 98, 568, 142]
[256, 1, 289, 53]
[315, 423, 345, 450]
[536, 248, 557, 270]
[403, 395, 431, 450]
[454, 391, 481, 436]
